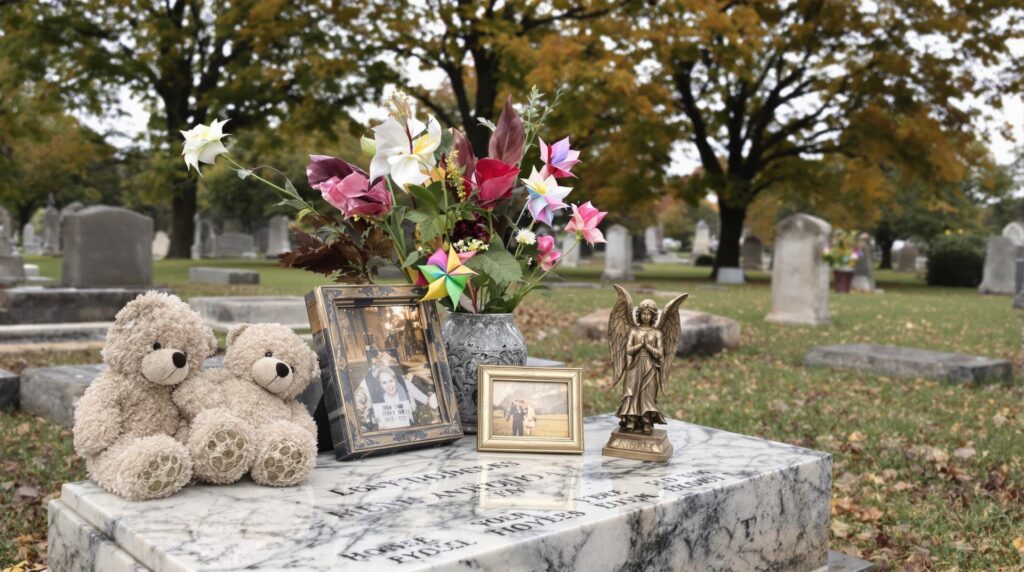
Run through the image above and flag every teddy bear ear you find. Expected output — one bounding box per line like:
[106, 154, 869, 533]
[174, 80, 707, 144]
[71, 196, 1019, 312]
[226, 323, 251, 347]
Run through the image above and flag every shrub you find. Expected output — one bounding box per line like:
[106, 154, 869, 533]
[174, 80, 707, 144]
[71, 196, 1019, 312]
[926, 234, 985, 287]
[695, 254, 715, 266]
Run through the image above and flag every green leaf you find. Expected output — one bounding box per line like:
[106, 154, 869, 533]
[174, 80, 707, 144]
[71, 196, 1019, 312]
[408, 183, 440, 211]
[464, 248, 523, 287]
[284, 179, 300, 199]
[418, 214, 446, 243]
[405, 210, 431, 224]
[277, 198, 308, 212]
[401, 250, 422, 269]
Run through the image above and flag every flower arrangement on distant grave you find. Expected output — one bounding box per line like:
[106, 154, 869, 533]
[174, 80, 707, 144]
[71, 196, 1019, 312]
[821, 229, 861, 269]
[181, 88, 606, 314]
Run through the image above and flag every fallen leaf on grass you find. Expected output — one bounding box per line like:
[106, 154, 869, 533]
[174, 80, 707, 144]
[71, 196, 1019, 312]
[831, 519, 851, 539]
[16, 422, 30, 435]
[14, 485, 40, 503]
[992, 413, 1007, 427]
[1013, 536, 1024, 555]
[953, 447, 976, 460]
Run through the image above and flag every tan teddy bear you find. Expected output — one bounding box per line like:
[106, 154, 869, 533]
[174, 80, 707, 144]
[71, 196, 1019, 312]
[173, 323, 320, 487]
[72, 291, 218, 501]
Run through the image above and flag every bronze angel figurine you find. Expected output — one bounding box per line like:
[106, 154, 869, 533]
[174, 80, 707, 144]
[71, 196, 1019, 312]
[608, 285, 688, 435]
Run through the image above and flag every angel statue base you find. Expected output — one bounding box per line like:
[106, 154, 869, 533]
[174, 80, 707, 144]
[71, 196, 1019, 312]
[601, 285, 688, 463]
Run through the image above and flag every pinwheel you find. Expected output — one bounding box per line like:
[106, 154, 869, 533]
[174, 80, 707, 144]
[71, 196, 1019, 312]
[418, 247, 477, 306]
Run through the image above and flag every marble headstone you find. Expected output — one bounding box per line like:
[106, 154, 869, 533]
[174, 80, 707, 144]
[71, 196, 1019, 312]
[766, 213, 831, 326]
[691, 220, 710, 257]
[47, 415, 832, 572]
[42, 205, 60, 255]
[895, 242, 918, 272]
[267, 214, 291, 257]
[61, 206, 153, 288]
[741, 235, 764, 271]
[21, 222, 41, 254]
[851, 234, 876, 292]
[216, 231, 258, 259]
[151, 231, 170, 260]
[978, 236, 1018, 295]
[0, 234, 26, 286]
[644, 226, 660, 258]
[559, 233, 580, 268]
[190, 213, 204, 260]
[601, 224, 634, 281]
[1002, 221, 1024, 246]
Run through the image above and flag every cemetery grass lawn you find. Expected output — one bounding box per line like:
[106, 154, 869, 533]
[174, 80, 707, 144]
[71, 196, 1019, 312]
[5, 258, 1024, 569]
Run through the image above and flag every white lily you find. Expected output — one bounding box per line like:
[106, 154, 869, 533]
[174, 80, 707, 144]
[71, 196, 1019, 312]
[369, 115, 442, 187]
[180, 118, 230, 174]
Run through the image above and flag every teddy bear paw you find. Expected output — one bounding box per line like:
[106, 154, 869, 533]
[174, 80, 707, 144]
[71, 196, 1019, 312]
[128, 452, 189, 501]
[194, 426, 252, 484]
[252, 438, 313, 487]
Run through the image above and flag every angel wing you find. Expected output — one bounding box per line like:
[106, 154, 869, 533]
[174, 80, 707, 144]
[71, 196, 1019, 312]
[655, 292, 689, 384]
[608, 284, 635, 386]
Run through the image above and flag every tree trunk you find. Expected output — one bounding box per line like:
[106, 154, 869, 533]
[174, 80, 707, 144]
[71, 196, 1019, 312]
[467, 51, 499, 158]
[878, 240, 893, 269]
[167, 175, 197, 258]
[714, 204, 746, 274]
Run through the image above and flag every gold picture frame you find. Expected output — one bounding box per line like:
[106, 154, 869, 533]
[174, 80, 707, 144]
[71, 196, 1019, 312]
[476, 365, 584, 454]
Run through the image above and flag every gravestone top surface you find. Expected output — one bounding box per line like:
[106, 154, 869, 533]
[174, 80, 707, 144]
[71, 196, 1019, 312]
[54, 415, 830, 572]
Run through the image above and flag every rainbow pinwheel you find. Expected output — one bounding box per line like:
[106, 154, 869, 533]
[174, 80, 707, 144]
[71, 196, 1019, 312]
[418, 247, 477, 306]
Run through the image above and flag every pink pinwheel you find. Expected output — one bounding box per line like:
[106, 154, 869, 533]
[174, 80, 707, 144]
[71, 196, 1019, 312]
[564, 201, 607, 244]
[522, 168, 571, 226]
[418, 247, 477, 307]
[306, 155, 392, 218]
[470, 158, 519, 210]
[536, 235, 561, 271]
[539, 137, 580, 179]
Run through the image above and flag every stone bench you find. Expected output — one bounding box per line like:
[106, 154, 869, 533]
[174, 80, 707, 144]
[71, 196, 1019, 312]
[188, 267, 260, 285]
[804, 343, 1012, 384]
[576, 308, 740, 357]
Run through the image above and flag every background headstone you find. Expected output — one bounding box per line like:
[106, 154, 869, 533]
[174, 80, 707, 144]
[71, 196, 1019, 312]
[42, 205, 61, 255]
[601, 224, 634, 281]
[765, 213, 831, 326]
[741, 236, 764, 271]
[0, 206, 12, 244]
[559, 233, 580, 268]
[0, 233, 26, 286]
[266, 215, 291, 257]
[1001, 221, 1024, 246]
[978, 236, 1018, 295]
[215, 231, 257, 259]
[21, 223, 40, 254]
[191, 213, 204, 260]
[655, 223, 666, 254]
[692, 220, 710, 257]
[851, 234, 876, 292]
[61, 206, 153, 288]
[895, 242, 919, 272]
[644, 226, 660, 258]
[151, 231, 170, 260]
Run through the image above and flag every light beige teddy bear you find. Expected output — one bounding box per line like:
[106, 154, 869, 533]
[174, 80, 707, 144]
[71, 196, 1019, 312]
[72, 291, 218, 501]
[173, 323, 320, 487]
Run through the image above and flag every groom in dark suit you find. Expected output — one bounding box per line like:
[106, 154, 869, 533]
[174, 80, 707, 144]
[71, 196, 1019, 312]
[506, 400, 527, 436]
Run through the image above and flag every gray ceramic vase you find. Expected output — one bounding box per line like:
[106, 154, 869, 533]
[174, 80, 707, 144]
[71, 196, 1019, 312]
[441, 312, 527, 433]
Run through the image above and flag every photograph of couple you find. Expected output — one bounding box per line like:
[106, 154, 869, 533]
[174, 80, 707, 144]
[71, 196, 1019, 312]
[334, 304, 442, 432]
[490, 380, 570, 439]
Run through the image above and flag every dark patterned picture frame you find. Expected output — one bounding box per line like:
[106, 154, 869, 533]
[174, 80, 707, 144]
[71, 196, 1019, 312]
[305, 285, 463, 460]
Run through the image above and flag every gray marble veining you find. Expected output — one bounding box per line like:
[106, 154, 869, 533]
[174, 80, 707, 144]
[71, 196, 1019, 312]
[50, 415, 831, 571]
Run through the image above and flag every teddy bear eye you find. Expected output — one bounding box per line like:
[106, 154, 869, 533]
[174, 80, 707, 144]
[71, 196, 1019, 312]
[264, 351, 273, 357]
[153, 342, 162, 350]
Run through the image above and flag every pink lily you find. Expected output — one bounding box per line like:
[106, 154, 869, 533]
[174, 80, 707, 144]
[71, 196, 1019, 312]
[564, 201, 607, 244]
[536, 235, 561, 271]
[539, 137, 580, 179]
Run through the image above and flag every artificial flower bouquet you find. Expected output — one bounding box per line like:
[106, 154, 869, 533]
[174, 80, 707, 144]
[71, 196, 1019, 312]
[821, 228, 861, 269]
[181, 88, 606, 313]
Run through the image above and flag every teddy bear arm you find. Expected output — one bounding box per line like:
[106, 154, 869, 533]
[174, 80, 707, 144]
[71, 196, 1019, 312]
[288, 401, 318, 437]
[72, 376, 123, 458]
[172, 373, 225, 420]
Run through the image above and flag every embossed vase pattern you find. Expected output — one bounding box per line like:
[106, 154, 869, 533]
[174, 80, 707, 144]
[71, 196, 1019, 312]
[441, 312, 527, 433]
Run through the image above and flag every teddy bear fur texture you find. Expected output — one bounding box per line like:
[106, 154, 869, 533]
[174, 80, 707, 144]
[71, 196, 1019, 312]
[173, 323, 320, 487]
[72, 291, 218, 501]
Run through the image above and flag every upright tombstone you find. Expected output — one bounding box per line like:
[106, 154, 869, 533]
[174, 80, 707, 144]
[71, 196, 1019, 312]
[0, 233, 26, 286]
[766, 214, 831, 326]
[895, 241, 919, 272]
[1002, 221, 1024, 246]
[266, 215, 291, 257]
[42, 206, 61, 256]
[61, 206, 153, 288]
[644, 226, 660, 258]
[978, 236, 1018, 295]
[655, 223, 666, 254]
[22, 222, 40, 254]
[216, 232, 258, 259]
[559, 232, 580, 268]
[151, 231, 170, 260]
[741, 236, 764, 271]
[851, 233, 876, 292]
[602, 224, 635, 281]
[692, 220, 711, 257]
[191, 213, 204, 260]
[0, 206, 12, 245]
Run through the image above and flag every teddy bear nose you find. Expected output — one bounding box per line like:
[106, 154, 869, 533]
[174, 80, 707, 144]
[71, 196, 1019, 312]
[276, 362, 290, 378]
[172, 352, 188, 369]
